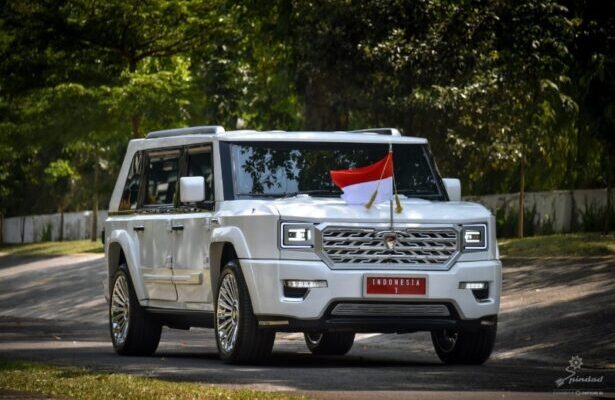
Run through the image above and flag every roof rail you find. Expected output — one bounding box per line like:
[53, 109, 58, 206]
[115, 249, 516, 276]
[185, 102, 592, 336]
[349, 128, 401, 137]
[146, 125, 225, 139]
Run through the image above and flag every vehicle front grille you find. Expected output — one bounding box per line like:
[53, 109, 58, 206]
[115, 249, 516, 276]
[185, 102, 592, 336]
[320, 226, 459, 268]
[331, 303, 451, 317]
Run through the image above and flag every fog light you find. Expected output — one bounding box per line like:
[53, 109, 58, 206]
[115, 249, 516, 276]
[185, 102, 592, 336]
[459, 282, 488, 290]
[283, 280, 328, 288]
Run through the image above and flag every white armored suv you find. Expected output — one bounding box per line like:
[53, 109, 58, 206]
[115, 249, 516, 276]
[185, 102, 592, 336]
[104, 126, 501, 364]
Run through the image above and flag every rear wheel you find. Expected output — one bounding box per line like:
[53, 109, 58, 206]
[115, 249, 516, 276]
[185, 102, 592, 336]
[215, 260, 275, 364]
[304, 331, 355, 355]
[109, 267, 161, 356]
[431, 320, 497, 365]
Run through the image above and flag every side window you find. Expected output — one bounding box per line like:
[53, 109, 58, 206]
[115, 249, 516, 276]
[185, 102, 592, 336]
[119, 151, 143, 211]
[144, 150, 181, 206]
[187, 146, 214, 202]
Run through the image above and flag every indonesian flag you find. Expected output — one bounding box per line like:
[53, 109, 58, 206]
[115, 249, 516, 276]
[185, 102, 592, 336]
[330, 153, 393, 206]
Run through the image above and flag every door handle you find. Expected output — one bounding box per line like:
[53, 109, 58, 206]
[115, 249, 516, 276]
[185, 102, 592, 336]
[171, 225, 184, 231]
[133, 225, 145, 232]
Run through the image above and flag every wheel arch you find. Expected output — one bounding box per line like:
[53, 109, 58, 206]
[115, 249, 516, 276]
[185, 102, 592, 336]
[210, 241, 238, 300]
[209, 226, 252, 295]
[106, 230, 146, 301]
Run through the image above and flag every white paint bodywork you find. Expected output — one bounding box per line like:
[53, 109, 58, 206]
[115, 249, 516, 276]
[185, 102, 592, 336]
[104, 130, 501, 322]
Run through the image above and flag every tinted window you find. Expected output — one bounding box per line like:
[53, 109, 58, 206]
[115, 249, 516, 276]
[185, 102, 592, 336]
[144, 150, 180, 206]
[187, 147, 214, 202]
[229, 142, 443, 200]
[119, 151, 143, 211]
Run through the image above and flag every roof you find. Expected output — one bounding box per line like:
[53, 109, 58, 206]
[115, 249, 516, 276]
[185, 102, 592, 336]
[218, 130, 428, 144]
[141, 126, 428, 145]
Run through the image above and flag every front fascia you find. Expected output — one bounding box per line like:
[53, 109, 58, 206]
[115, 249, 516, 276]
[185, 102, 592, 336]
[277, 216, 497, 268]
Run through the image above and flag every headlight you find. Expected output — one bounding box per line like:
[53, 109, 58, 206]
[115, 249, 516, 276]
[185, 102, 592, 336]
[462, 224, 487, 250]
[280, 222, 314, 248]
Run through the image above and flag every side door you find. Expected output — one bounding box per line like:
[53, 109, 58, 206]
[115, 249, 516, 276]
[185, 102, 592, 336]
[171, 145, 215, 307]
[138, 148, 182, 303]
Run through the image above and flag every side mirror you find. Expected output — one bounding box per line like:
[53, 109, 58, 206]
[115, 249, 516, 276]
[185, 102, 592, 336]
[442, 178, 461, 202]
[180, 176, 205, 203]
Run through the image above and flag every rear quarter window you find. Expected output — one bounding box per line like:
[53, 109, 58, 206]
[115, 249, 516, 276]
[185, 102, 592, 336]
[119, 151, 143, 211]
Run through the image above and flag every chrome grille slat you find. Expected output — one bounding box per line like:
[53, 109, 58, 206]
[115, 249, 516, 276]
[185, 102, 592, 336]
[325, 245, 456, 252]
[320, 226, 459, 268]
[331, 303, 450, 317]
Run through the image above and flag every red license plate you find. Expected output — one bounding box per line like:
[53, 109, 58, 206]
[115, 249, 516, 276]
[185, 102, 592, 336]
[365, 277, 426, 295]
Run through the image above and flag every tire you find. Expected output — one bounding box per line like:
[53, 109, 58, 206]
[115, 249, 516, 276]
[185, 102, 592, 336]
[109, 266, 162, 356]
[304, 331, 355, 355]
[215, 260, 275, 364]
[430, 320, 497, 365]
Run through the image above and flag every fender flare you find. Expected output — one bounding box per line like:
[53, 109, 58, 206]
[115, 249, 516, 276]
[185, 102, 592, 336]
[106, 229, 146, 301]
[209, 226, 252, 300]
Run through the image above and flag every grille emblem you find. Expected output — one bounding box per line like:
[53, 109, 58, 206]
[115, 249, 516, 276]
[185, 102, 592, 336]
[384, 233, 397, 250]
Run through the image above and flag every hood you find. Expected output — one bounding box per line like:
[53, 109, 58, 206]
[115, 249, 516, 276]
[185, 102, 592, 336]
[267, 196, 491, 224]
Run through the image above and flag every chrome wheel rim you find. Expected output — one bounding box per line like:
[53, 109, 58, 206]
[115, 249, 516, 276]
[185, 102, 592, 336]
[110, 275, 130, 345]
[217, 273, 240, 353]
[436, 329, 458, 353]
[305, 332, 323, 345]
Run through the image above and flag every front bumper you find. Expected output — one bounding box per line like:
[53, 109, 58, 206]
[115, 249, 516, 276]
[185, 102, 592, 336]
[239, 258, 502, 326]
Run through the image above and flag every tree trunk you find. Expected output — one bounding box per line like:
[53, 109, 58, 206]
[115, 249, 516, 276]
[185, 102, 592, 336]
[59, 209, 64, 242]
[128, 57, 142, 138]
[303, 75, 348, 131]
[569, 189, 576, 233]
[131, 114, 142, 138]
[0, 212, 3, 244]
[91, 155, 99, 242]
[517, 153, 525, 238]
[605, 156, 612, 234]
[20, 216, 25, 244]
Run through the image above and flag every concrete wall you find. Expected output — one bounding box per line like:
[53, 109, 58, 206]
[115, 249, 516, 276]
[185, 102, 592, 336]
[2, 210, 108, 244]
[1, 188, 612, 243]
[464, 188, 614, 234]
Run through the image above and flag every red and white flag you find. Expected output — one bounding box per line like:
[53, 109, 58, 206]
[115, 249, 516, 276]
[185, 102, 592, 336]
[330, 153, 393, 206]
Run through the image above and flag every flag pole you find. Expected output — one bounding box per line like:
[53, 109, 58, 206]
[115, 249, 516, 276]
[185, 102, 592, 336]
[389, 143, 394, 231]
[365, 147, 391, 210]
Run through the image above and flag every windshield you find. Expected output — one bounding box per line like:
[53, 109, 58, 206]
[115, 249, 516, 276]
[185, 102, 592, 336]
[226, 141, 445, 200]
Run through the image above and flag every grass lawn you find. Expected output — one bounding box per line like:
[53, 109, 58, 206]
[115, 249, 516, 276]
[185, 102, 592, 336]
[0, 240, 104, 257]
[0, 359, 305, 400]
[498, 232, 615, 258]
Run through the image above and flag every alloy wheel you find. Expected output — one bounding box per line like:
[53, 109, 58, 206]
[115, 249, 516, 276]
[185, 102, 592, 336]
[110, 274, 130, 345]
[217, 273, 240, 353]
[434, 329, 458, 353]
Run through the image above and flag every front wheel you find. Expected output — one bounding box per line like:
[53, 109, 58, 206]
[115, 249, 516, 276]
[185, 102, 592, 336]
[431, 320, 497, 365]
[215, 260, 275, 364]
[304, 331, 355, 355]
[109, 267, 161, 356]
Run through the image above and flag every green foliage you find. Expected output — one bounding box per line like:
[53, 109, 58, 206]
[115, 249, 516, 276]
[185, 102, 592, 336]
[495, 205, 542, 238]
[39, 223, 53, 242]
[44, 160, 77, 183]
[579, 201, 615, 232]
[0, 0, 613, 218]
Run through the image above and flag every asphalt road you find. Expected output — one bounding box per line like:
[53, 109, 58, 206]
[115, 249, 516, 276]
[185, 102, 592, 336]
[0, 253, 613, 399]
